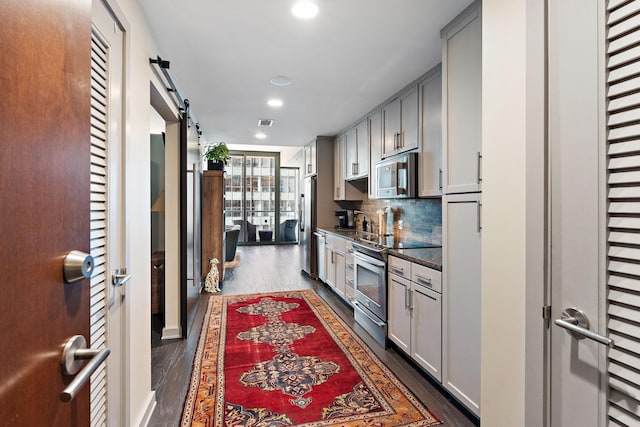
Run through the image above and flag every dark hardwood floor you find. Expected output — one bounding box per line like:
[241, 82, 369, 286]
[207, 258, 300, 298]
[148, 244, 479, 426]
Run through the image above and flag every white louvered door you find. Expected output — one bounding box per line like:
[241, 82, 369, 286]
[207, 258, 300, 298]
[91, 0, 126, 425]
[89, 29, 109, 426]
[606, 0, 640, 425]
[549, 0, 640, 425]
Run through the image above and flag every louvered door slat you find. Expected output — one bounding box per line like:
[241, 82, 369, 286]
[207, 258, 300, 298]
[608, 60, 640, 83]
[607, 3, 640, 424]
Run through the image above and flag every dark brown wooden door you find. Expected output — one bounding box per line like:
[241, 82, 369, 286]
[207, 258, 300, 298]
[0, 0, 92, 425]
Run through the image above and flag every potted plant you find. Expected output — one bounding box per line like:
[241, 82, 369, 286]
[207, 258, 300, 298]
[203, 142, 230, 170]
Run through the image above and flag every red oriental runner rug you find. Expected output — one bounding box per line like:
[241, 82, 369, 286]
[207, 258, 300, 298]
[181, 290, 442, 426]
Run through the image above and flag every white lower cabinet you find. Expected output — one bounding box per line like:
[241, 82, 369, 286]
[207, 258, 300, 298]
[412, 284, 442, 381]
[345, 242, 355, 302]
[443, 193, 481, 415]
[388, 272, 412, 353]
[387, 255, 442, 382]
[324, 234, 347, 299]
[334, 250, 346, 298]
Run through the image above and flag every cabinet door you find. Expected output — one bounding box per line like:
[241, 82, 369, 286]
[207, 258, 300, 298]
[355, 119, 369, 177]
[345, 127, 358, 179]
[419, 70, 443, 197]
[368, 110, 383, 199]
[442, 9, 482, 194]
[310, 139, 317, 175]
[412, 284, 442, 382]
[382, 97, 400, 158]
[443, 193, 481, 415]
[334, 250, 346, 298]
[304, 144, 312, 176]
[333, 135, 345, 200]
[388, 273, 412, 354]
[400, 85, 419, 152]
[325, 246, 336, 289]
[345, 251, 355, 302]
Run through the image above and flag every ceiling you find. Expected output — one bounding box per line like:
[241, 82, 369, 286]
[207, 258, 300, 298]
[138, 0, 474, 148]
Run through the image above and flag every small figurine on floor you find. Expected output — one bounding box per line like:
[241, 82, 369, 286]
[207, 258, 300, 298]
[204, 258, 220, 293]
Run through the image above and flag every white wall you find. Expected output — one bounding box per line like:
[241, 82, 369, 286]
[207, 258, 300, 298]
[227, 143, 304, 168]
[481, 0, 527, 425]
[482, 0, 545, 425]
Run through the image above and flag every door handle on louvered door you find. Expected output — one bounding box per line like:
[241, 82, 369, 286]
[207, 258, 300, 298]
[60, 335, 110, 402]
[112, 267, 132, 286]
[554, 307, 614, 347]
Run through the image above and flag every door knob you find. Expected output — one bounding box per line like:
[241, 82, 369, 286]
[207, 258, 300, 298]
[60, 335, 110, 402]
[63, 250, 94, 283]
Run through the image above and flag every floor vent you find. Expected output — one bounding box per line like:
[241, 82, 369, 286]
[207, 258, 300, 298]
[257, 119, 273, 127]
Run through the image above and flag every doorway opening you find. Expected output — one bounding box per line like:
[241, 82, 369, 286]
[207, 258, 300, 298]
[225, 151, 299, 245]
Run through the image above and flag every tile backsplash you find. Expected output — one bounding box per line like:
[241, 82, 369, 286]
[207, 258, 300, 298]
[336, 196, 442, 244]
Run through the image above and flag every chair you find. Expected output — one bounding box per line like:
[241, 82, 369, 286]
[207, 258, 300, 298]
[225, 225, 240, 261]
[233, 219, 257, 242]
[280, 219, 298, 242]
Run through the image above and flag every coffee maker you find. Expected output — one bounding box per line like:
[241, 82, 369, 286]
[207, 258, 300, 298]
[335, 210, 354, 228]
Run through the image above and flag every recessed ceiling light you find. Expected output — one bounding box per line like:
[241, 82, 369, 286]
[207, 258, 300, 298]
[255, 132, 267, 140]
[292, 1, 318, 19]
[270, 76, 292, 86]
[268, 99, 283, 107]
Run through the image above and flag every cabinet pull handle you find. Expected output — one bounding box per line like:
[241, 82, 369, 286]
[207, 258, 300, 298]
[405, 286, 410, 309]
[410, 289, 415, 310]
[400, 131, 404, 148]
[439, 168, 443, 191]
[416, 275, 432, 287]
[392, 266, 404, 276]
[477, 152, 482, 184]
[477, 202, 482, 233]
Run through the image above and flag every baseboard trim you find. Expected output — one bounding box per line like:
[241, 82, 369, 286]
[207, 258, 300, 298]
[162, 326, 181, 340]
[136, 390, 156, 427]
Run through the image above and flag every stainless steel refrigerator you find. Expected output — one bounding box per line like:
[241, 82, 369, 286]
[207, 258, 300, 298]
[300, 175, 317, 277]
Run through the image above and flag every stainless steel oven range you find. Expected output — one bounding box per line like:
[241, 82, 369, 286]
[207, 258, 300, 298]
[351, 236, 441, 348]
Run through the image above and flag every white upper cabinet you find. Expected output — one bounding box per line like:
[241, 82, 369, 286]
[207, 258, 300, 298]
[368, 109, 383, 199]
[345, 127, 357, 179]
[333, 134, 345, 200]
[355, 119, 369, 177]
[418, 67, 443, 197]
[344, 120, 369, 180]
[334, 134, 363, 201]
[441, 2, 482, 194]
[303, 139, 317, 177]
[382, 85, 419, 158]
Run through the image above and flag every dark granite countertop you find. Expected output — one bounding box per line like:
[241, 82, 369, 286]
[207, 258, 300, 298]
[317, 227, 376, 240]
[316, 227, 442, 271]
[388, 247, 442, 271]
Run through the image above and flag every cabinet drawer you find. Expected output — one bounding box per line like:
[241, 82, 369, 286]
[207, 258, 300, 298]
[388, 255, 411, 278]
[411, 263, 441, 293]
[345, 254, 354, 280]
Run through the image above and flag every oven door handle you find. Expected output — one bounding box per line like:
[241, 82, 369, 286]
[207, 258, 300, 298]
[353, 252, 386, 268]
[353, 301, 386, 327]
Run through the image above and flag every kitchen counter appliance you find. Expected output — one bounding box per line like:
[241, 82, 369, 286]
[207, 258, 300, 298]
[375, 152, 417, 198]
[352, 235, 441, 347]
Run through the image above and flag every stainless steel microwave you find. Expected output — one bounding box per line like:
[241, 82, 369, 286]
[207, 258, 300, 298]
[375, 152, 417, 198]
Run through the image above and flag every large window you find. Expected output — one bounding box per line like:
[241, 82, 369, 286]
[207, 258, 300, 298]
[225, 152, 299, 244]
